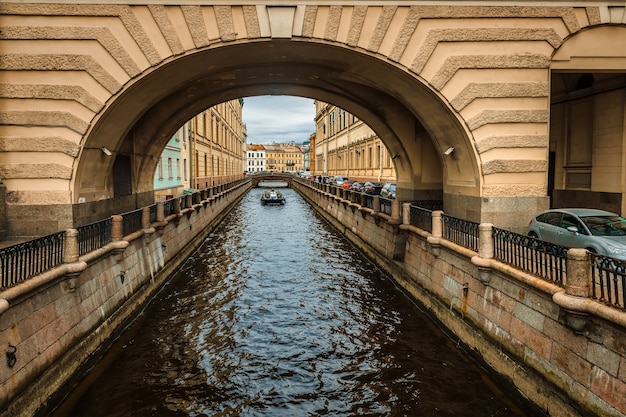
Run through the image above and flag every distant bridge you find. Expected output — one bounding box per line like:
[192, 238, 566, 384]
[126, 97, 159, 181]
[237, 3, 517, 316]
[249, 173, 293, 188]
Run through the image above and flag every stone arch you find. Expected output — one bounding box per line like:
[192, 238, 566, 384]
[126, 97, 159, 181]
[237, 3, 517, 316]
[74, 39, 477, 213]
[5, 3, 626, 236]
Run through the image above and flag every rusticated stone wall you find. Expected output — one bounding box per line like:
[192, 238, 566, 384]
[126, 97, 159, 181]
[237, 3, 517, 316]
[0, 182, 6, 237]
[292, 179, 626, 417]
[0, 181, 252, 417]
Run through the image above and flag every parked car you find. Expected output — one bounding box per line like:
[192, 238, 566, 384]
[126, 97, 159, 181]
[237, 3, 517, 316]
[349, 182, 364, 192]
[341, 181, 355, 190]
[362, 182, 384, 195]
[330, 176, 348, 186]
[527, 208, 626, 260]
[380, 183, 396, 199]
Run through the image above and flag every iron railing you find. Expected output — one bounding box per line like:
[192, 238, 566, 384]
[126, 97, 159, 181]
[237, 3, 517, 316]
[409, 204, 433, 233]
[380, 197, 392, 215]
[442, 214, 479, 252]
[590, 253, 626, 310]
[493, 227, 567, 285]
[121, 208, 143, 236]
[412, 200, 443, 212]
[149, 204, 157, 223]
[163, 199, 176, 217]
[77, 218, 112, 256]
[0, 232, 65, 290]
[0, 179, 246, 290]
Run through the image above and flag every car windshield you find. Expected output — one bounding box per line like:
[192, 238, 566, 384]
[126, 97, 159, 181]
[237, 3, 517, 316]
[580, 215, 626, 236]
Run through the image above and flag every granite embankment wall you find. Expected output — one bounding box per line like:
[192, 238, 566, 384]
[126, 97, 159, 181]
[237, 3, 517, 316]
[0, 180, 252, 417]
[293, 179, 626, 417]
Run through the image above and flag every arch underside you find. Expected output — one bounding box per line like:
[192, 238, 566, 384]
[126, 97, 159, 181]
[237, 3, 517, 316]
[77, 40, 476, 206]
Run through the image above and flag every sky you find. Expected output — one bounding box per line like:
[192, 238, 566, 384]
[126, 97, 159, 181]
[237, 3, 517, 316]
[242, 96, 316, 145]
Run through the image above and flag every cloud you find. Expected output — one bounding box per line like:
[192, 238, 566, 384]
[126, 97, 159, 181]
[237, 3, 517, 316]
[243, 96, 315, 144]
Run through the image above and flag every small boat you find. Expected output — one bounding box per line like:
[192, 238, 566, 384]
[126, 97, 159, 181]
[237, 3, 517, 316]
[261, 189, 286, 205]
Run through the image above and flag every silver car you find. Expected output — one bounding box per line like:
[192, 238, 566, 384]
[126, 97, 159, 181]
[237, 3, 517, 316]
[527, 208, 626, 260]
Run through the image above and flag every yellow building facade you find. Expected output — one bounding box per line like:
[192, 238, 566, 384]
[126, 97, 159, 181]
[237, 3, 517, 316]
[313, 102, 396, 183]
[190, 99, 247, 189]
[264, 144, 304, 173]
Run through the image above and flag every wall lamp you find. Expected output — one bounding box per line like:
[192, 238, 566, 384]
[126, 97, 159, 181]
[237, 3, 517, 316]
[443, 146, 455, 156]
[391, 153, 400, 160]
[101, 147, 112, 156]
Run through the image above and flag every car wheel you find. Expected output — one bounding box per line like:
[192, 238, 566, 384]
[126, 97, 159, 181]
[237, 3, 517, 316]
[528, 232, 538, 238]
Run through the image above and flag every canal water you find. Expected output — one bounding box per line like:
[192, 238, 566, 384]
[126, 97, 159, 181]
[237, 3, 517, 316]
[51, 187, 535, 417]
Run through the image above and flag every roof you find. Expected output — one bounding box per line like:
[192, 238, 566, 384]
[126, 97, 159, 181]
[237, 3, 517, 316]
[541, 208, 619, 217]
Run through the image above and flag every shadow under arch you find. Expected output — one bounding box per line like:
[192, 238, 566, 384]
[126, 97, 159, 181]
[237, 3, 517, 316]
[75, 39, 478, 215]
[549, 25, 626, 214]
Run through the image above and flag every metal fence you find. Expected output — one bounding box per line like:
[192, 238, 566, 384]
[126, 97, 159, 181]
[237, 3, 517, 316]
[0, 232, 65, 290]
[412, 200, 443, 212]
[591, 253, 626, 310]
[493, 227, 567, 286]
[163, 199, 176, 217]
[77, 218, 112, 256]
[380, 198, 392, 215]
[121, 208, 143, 236]
[149, 204, 157, 223]
[409, 204, 434, 233]
[442, 214, 479, 252]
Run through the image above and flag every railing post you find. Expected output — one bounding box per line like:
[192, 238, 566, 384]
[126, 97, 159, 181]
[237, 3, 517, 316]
[373, 196, 381, 214]
[388, 199, 401, 225]
[431, 210, 443, 238]
[427, 210, 443, 257]
[478, 223, 494, 259]
[402, 202, 411, 225]
[63, 228, 80, 291]
[472, 223, 493, 284]
[63, 228, 79, 264]
[566, 248, 592, 298]
[173, 197, 181, 215]
[561, 248, 592, 333]
[360, 193, 367, 207]
[156, 201, 165, 223]
[185, 194, 193, 208]
[142, 207, 151, 229]
[111, 215, 124, 241]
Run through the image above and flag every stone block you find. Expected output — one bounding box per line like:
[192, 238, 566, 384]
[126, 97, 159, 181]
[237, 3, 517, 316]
[19, 303, 57, 341]
[513, 302, 546, 332]
[543, 317, 587, 356]
[552, 342, 593, 387]
[590, 367, 626, 415]
[510, 316, 552, 360]
[587, 343, 620, 377]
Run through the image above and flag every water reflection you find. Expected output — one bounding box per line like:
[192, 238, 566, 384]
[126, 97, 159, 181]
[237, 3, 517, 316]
[56, 188, 532, 417]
